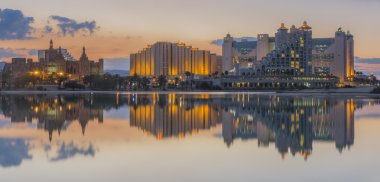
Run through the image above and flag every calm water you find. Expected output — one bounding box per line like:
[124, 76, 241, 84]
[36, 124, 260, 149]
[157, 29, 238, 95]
[0, 93, 379, 182]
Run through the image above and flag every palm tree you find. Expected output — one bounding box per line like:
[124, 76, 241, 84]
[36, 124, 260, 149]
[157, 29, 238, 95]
[114, 74, 121, 90]
[131, 73, 141, 90]
[141, 77, 150, 90]
[57, 75, 68, 89]
[158, 75, 167, 90]
[84, 75, 96, 89]
[185, 71, 193, 90]
[174, 77, 180, 89]
[213, 71, 219, 78]
[185, 71, 192, 79]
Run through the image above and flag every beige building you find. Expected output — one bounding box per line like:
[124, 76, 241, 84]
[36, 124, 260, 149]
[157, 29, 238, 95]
[130, 42, 222, 77]
[5, 40, 104, 84]
[222, 23, 355, 83]
[312, 28, 355, 83]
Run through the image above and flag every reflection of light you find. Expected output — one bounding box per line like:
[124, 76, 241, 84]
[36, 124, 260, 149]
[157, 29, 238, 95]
[34, 107, 39, 113]
[116, 92, 120, 105]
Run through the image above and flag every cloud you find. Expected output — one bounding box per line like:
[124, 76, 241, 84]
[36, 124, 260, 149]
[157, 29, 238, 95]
[50, 142, 95, 162]
[43, 25, 53, 34]
[354, 57, 380, 64]
[0, 138, 32, 168]
[211, 37, 257, 46]
[0, 48, 38, 60]
[354, 57, 380, 78]
[0, 48, 24, 59]
[27, 49, 38, 56]
[0, 8, 35, 40]
[104, 57, 130, 71]
[46, 16, 99, 36]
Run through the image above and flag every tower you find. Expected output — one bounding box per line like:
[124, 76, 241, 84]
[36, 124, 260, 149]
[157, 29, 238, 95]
[346, 31, 355, 80]
[222, 33, 234, 73]
[257, 34, 270, 61]
[80, 46, 89, 61]
[333, 28, 347, 83]
[49, 39, 54, 50]
[275, 23, 289, 49]
[298, 21, 313, 75]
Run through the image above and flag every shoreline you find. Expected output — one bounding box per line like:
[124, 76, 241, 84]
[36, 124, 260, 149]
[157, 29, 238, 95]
[0, 89, 379, 97]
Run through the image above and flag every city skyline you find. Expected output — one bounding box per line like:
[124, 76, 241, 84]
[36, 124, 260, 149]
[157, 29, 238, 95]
[0, 0, 380, 76]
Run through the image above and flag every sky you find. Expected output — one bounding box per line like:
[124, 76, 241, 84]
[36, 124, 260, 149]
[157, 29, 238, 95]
[0, 0, 379, 75]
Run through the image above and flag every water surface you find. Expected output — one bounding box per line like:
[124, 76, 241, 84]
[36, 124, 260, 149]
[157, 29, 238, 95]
[0, 93, 379, 182]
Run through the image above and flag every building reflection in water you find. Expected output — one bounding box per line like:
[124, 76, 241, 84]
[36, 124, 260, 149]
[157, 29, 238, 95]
[129, 94, 222, 139]
[128, 94, 362, 159]
[0, 94, 128, 141]
[222, 95, 356, 159]
[0, 93, 377, 159]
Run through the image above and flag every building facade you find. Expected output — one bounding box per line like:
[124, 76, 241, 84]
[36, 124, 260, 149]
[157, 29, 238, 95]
[5, 40, 104, 82]
[130, 42, 222, 77]
[222, 22, 354, 83]
[312, 29, 355, 82]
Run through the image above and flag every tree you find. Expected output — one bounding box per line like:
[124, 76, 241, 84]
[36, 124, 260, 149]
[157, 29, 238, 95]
[213, 71, 219, 77]
[57, 75, 68, 88]
[185, 71, 194, 90]
[174, 77, 180, 88]
[131, 73, 142, 89]
[114, 74, 121, 90]
[179, 81, 185, 89]
[14, 74, 41, 88]
[141, 77, 150, 90]
[185, 71, 192, 78]
[158, 75, 167, 90]
[84, 75, 98, 89]
[64, 81, 85, 90]
[1, 71, 11, 88]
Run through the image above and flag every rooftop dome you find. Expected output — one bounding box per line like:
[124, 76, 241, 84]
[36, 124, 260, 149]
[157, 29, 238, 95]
[299, 21, 312, 30]
[278, 23, 288, 31]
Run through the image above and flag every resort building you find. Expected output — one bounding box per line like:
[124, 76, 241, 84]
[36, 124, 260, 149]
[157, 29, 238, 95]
[130, 42, 222, 77]
[4, 40, 104, 83]
[222, 22, 355, 83]
[312, 29, 355, 82]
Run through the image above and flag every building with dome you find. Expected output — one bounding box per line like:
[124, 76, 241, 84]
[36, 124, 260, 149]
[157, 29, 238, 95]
[4, 40, 104, 85]
[35, 40, 104, 79]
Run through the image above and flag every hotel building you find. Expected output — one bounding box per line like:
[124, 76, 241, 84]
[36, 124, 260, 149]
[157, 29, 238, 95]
[4, 40, 104, 83]
[312, 29, 355, 82]
[130, 42, 222, 77]
[222, 22, 354, 83]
